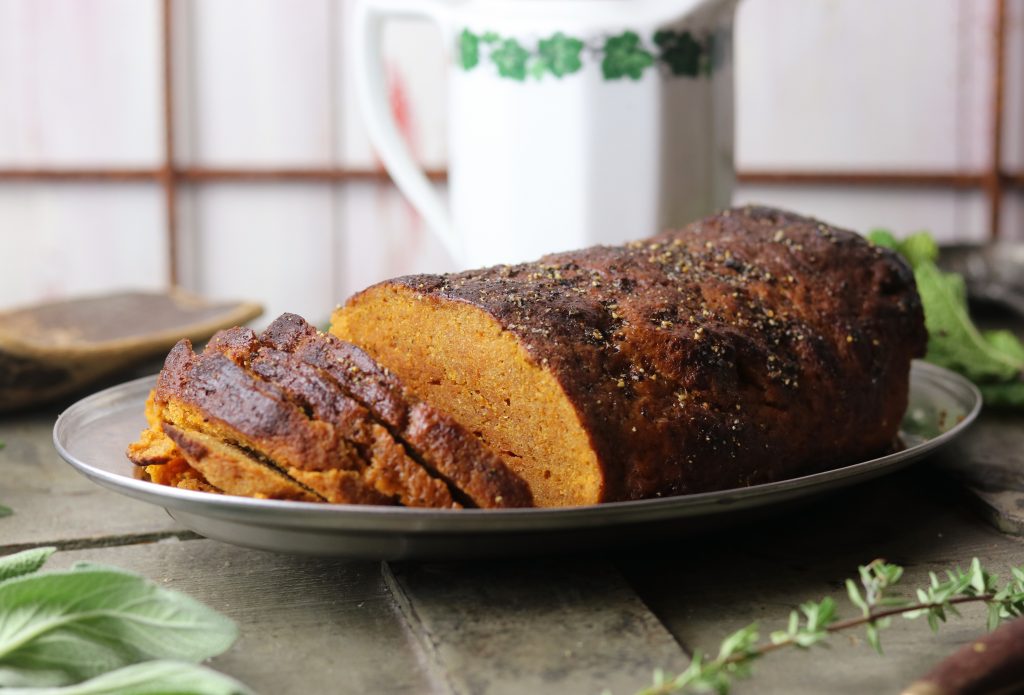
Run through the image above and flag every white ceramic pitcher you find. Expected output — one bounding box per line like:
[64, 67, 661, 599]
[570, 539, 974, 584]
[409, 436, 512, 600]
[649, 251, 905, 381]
[353, 0, 737, 268]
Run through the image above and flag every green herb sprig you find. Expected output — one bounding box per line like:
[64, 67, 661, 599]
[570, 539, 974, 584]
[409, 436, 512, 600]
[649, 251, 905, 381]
[868, 230, 1024, 407]
[636, 558, 1024, 695]
[0, 547, 251, 694]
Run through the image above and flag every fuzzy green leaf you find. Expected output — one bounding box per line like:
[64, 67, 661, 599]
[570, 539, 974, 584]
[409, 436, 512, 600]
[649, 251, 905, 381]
[865, 622, 883, 654]
[537, 32, 583, 78]
[0, 506, 12, 518]
[491, 38, 529, 80]
[801, 597, 837, 631]
[716, 623, 759, 661]
[0, 660, 252, 695]
[602, 31, 654, 80]
[987, 603, 1003, 632]
[0, 548, 55, 583]
[846, 580, 867, 613]
[0, 565, 237, 687]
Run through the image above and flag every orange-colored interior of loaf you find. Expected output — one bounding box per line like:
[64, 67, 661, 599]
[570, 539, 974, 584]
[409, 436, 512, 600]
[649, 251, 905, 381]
[332, 284, 602, 507]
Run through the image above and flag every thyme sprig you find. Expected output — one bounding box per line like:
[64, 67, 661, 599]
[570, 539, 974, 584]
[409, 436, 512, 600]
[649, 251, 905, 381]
[636, 558, 1024, 695]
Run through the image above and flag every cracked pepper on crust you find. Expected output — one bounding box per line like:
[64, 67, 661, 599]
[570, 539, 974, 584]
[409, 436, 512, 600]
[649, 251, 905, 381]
[332, 206, 927, 507]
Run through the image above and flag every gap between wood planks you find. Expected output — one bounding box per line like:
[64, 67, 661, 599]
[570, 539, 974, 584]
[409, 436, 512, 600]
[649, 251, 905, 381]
[0, 529, 202, 555]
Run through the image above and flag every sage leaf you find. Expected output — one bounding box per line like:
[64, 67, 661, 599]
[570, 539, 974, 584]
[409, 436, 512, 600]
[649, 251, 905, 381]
[0, 505, 12, 518]
[0, 548, 55, 583]
[0, 564, 237, 687]
[0, 660, 252, 695]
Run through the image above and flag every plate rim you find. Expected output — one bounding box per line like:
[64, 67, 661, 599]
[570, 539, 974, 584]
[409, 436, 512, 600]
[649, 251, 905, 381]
[52, 360, 982, 535]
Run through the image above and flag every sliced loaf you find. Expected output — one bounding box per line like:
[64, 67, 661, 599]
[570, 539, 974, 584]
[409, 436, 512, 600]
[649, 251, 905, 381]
[332, 206, 927, 506]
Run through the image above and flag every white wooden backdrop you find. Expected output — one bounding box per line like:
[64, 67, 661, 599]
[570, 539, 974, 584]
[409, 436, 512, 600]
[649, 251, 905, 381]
[1, 0, 1021, 324]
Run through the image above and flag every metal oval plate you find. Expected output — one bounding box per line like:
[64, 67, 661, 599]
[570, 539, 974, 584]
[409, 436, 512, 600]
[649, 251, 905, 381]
[54, 361, 981, 559]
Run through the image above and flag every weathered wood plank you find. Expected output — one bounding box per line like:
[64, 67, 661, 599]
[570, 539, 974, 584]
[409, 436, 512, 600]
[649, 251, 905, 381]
[385, 560, 688, 695]
[622, 469, 1024, 695]
[0, 403, 183, 549]
[44, 538, 432, 695]
[940, 412, 1024, 535]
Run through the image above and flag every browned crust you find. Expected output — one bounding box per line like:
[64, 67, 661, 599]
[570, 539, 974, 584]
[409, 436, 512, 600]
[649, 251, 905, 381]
[139, 325, 459, 508]
[351, 206, 927, 500]
[234, 336, 459, 509]
[155, 339, 362, 474]
[262, 314, 533, 508]
[149, 337, 394, 505]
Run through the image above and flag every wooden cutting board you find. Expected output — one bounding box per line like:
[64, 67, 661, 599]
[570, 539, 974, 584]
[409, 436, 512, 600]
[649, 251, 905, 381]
[0, 290, 262, 412]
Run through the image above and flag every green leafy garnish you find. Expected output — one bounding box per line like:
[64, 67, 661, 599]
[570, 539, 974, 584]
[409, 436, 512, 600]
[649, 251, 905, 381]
[1, 661, 252, 695]
[914, 263, 1022, 382]
[0, 549, 242, 690]
[867, 229, 1024, 406]
[638, 558, 1024, 694]
[978, 380, 1024, 407]
[0, 547, 55, 582]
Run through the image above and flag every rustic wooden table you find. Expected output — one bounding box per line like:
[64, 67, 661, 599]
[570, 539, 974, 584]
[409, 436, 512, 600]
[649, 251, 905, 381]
[2, 380, 1022, 695]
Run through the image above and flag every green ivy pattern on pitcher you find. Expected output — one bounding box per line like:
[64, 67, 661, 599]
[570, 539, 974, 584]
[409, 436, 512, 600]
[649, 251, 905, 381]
[457, 28, 728, 82]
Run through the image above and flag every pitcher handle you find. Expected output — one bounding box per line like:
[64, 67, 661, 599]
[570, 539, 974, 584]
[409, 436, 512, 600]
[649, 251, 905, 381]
[351, 0, 464, 265]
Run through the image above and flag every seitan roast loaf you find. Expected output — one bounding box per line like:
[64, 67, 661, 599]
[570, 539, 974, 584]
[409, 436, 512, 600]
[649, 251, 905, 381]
[332, 206, 927, 507]
[130, 205, 925, 509]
